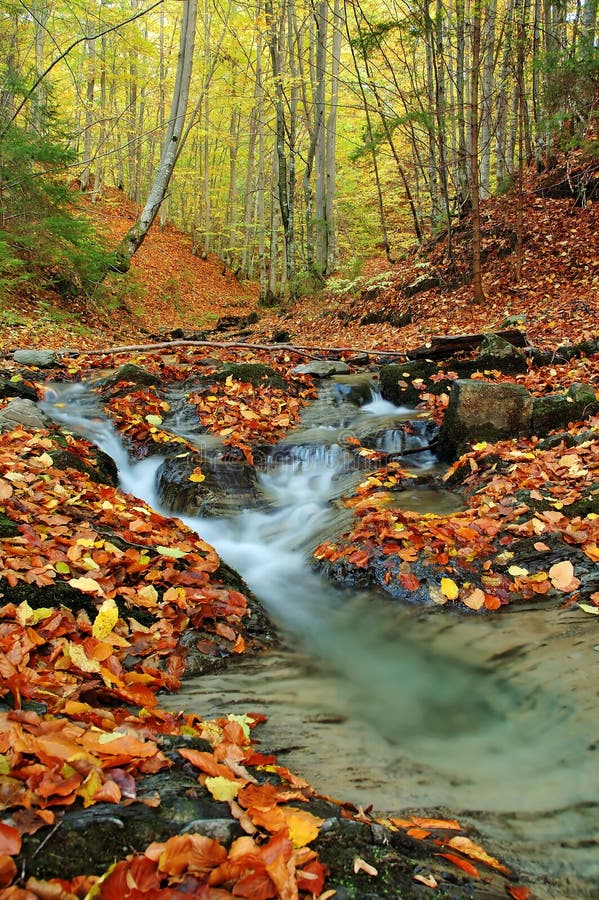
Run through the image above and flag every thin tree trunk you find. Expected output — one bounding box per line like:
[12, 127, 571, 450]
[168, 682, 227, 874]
[470, 0, 485, 303]
[115, 0, 198, 267]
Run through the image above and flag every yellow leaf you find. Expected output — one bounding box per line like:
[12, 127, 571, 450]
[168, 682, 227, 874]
[508, 565, 529, 577]
[16, 601, 53, 626]
[204, 776, 240, 802]
[78, 769, 103, 807]
[67, 642, 101, 673]
[472, 441, 488, 451]
[578, 603, 599, 616]
[281, 808, 323, 848]
[441, 577, 459, 600]
[68, 576, 104, 595]
[0, 754, 10, 774]
[92, 598, 119, 641]
[189, 473, 206, 483]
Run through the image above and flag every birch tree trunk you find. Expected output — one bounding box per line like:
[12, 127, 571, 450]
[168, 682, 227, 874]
[470, 0, 485, 303]
[116, 0, 198, 267]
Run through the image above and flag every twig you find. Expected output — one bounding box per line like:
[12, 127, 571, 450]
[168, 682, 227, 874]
[32, 819, 62, 858]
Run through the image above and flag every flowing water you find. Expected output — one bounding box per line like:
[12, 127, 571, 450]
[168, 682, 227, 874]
[41, 379, 599, 896]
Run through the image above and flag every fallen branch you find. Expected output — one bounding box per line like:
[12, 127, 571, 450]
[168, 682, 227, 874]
[63, 340, 409, 360]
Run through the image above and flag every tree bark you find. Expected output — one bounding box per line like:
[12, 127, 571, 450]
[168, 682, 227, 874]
[115, 0, 198, 268]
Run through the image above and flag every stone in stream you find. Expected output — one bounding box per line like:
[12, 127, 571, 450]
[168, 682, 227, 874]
[437, 379, 533, 460]
[12, 349, 57, 368]
[293, 359, 350, 377]
[156, 450, 268, 517]
[0, 397, 52, 432]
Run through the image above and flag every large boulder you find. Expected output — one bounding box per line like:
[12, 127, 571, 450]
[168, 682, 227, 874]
[477, 333, 528, 374]
[438, 380, 533, 460]
[379, 361, 437, 405]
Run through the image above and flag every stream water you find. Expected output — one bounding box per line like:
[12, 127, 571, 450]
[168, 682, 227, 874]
[41, 378, 599, 897]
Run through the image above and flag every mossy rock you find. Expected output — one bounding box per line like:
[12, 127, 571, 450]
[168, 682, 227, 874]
[532, 383, 599, 435]
[0, 513, 19, 538]
[50, 447, 118, 487]
[379, 362, 437, 405]
[213, 363, 287, 390]
[104, 363, 162, 389]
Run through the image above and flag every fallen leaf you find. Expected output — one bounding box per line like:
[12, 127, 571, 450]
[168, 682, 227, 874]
[447, 836, 510, 874]
[549, 560, 579, 591]
[353, 857, 378, 876]
[92, 597, 119, 640]
[204, 776, 241, 802]
[440, 577, 459, 600]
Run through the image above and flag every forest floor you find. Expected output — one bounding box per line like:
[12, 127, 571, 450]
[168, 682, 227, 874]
[1, 181, 598, 355]
[0, 181, 597, 899]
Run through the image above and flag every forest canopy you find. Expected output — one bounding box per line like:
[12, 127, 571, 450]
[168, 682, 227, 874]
[0, 0, 597, 302]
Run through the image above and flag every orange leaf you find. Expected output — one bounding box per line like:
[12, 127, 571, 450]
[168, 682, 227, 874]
[438, 852, 479, 877]
[407, 826, 430, 839]
[410, 816, 462, 831]
[0, 824, 21, 857]
[447, 836, 511, 874]
[506, 886, 531, 900]
[0, 854, 16, 888]
[549, 559, 579, 591]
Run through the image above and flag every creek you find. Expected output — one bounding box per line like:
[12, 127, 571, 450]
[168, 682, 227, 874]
[41, 376, 599, 897]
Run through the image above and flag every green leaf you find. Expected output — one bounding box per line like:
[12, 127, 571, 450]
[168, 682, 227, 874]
[145, 414, 163, 426]
[156, 545, 187, 559]
[55, 561, 71, 574]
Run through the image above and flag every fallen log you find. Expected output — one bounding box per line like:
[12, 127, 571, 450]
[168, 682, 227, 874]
[407, 328, 527, 360]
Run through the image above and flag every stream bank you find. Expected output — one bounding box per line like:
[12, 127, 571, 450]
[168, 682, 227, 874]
[33, 358, 599, 900]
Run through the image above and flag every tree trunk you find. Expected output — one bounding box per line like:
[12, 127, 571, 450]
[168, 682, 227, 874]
[470, 0, 486, 303]
[115, 0, 198, 268]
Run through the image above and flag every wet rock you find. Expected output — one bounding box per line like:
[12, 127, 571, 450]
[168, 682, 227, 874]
[0, 376, 38, 402]
[104, 363, 162, 388]
[478, 333, 528, 374]
[438, 380, 533, 461]
[213, 362, 286, 389]
[379, 361, 437, 405]
[50, 447, 118, 487]
[293, 360, 350, 377]
[532, 382, 599, 434]
[331, 375, 375, 406]
[0, 398, 52, 432]
[156, 450, 267, 517]
[12, 349, 57, 368]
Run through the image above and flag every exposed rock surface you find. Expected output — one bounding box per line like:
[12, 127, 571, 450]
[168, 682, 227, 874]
[12, 349, 57, 368]
[156, 450, 268, 517]
[437, 380, 534, 460]
[293, 359, 350, 377]
[0, 397, 52, 432]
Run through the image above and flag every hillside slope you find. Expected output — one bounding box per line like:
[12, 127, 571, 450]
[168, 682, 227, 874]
[1, 181, 597, 354]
